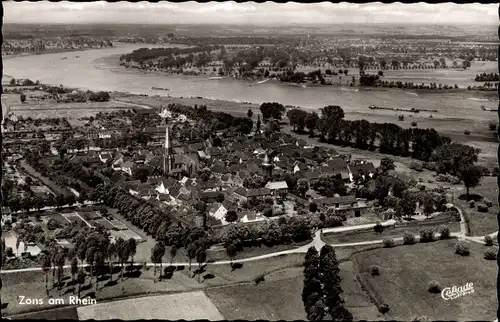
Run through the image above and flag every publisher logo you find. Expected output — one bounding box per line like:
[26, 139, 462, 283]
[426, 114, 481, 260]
[441, 282, 474, 300]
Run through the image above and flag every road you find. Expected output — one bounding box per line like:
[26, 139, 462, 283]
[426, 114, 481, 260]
[2, 204, 496, 275]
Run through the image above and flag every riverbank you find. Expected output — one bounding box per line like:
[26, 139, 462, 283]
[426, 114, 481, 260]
[2, 46, 114, 61]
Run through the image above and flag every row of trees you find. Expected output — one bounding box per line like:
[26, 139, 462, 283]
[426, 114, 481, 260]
[39, 226, 137, 298]
[475, 73, 499, 82]
[287, 104, 479, 168]
[302, 246, 353, 320]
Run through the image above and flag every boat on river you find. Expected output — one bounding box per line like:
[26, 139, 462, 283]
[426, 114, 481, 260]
[151, 87, 169, 91]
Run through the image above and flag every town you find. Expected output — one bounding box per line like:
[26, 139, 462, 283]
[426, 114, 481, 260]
[1, 2, 498, 321]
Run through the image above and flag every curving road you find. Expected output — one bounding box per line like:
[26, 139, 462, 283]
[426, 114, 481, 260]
[2, 204, 496, 275]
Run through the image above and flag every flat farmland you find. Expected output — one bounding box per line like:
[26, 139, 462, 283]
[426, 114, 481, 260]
[456, 176, 499, 237]
[352, 239, 497, 321]
[322, 221, 461, 244]
[76, 291, 224, 320]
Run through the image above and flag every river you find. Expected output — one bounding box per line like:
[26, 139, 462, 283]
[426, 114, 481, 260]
[3, 43, 498, 121]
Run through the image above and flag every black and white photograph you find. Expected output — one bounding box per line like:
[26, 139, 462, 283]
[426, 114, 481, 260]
[0, 1, 498, 321]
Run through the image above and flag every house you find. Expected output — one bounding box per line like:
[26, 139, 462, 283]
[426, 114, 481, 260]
[294, 162, 308, 173]
[208, 200, 236, 224]
[314, 195, 371, 218]
[99, 152, 113, 164]
[200, 191, 223, 202]
[265, 181, 289, 197]
[348, 162, 376, 182]
[246, 188, 272, 200]
[298, 170, 322, 182]
[156, 177, 180, 194]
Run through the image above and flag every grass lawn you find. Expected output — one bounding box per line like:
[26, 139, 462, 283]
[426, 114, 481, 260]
[353, 239, 497, 321]
[76, 291, 224, 320]
[206, 275, 306, 320]
[456, 176, 498, 237]
[322, 222, 461, 244]
[205, 247, 382, 321]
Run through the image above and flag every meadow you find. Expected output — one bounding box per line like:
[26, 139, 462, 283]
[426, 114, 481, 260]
[352, 239, 497, 321]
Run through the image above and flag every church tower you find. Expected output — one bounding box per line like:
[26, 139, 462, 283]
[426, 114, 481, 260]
[163, 120, 174, 175]
[262, 153, 273, 178]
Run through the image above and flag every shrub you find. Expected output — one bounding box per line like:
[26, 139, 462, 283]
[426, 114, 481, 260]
[468, 200, 475, 208]
[464, 130, 471, 135]
[409, 161, 423, 172]
[6, 247, 14, 257]
[428, 280, 441, 293]
[262, 207, 274, 217]
[476, 203, 488, 213]
[379, 303, 390, 314]
[438, 225, 450, 239]
[403, 232, 416, 245]
[374, 221, 384, 234]
[383, 238, 395, 248]
[484, 235, 494, 246]
[369, 264, 380, 276]
[411, 121, 418, 127]
[423, 162, 437, 171]
[398, 115, 404, 121]
[455, 241, 470, 256]
[484, 249, 497, 260]
[488, 122, 497, 130]
[492, 167, 499, 176]
[483, 198, 493, 207]
[419, 229, 435, 243]
[254, 275, 265, 285]
[47, 219, 60, 230]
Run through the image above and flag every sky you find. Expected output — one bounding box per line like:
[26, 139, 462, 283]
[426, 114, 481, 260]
[3, 1, 498, 25]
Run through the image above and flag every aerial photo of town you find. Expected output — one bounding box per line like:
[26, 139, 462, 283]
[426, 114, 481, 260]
[1, 1, 499, 321]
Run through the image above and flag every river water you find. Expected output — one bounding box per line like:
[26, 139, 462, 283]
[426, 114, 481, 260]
[3, 43, 498, 120]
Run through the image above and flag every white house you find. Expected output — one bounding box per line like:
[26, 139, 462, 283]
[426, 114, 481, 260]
[209, 203, 229, 225]
[99, 152, 113, 163]
[155, 177, 179, 195]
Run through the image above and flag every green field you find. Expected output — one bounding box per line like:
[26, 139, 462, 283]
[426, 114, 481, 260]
[322, 222, 461, 244]
[353, 239, 497, 321]
[456, 176, 498, 237]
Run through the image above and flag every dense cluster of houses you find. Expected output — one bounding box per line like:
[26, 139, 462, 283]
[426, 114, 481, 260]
[82, 110, 377, 227]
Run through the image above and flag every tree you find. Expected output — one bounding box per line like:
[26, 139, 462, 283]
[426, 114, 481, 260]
[379, 157, 395, 174]
[226, 243, 238, 268]
[296, 179, 309, 197]
[395, 192, 416, 219]
[41, 254, 51, 296]
[169, 245, 177, 266]
[106, 243, 117, 282]
[225, 210, 238, 223]
[259, 102, 286, 120]
[55, 266, 63, 296]
[187, 243, 198, 272]
[9, 78, 16, 85]
[77, 269, 86, 298]
[94, 251, 104, 291]
[70, 257, 78, 292]
[86, 247, 96, 286]
[126, 238, 137, 267]
[196, 248, 207, 283]
[256, 114, 261, 133]
[151, 242, 161, 277]
[247, 109, 253, 118]
[459, 165, 483, 196]
[20, 93, 26, 103]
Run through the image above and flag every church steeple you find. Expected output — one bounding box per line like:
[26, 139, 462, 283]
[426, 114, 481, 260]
[262, 152, 272, 177]
[163, 117, 174, 175]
